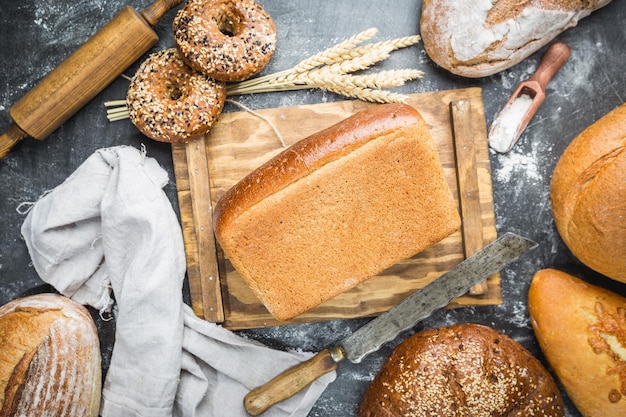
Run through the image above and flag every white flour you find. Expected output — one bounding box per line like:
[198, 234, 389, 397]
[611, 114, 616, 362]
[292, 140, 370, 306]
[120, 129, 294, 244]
[32, 0, 109, 47]
[493, 148, 541, 183]
[489, 93, 534, 153]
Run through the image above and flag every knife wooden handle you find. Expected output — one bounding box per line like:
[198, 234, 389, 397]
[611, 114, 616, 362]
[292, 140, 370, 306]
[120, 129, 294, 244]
[244, 347, 344, 416]
[529, 41, 571, 92]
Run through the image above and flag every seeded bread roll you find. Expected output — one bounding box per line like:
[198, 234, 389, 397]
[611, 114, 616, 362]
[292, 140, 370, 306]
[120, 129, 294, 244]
[213, 103, 461, 321]
[550, 103, 626, 283]
[529, 269, 626, 416]
[358, 323, 565, 417]
[420, 0, 611, 78]
[0, 294, 101, 417]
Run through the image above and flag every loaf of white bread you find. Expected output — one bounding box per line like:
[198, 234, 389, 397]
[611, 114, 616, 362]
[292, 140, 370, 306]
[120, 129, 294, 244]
[420, 0, 612, 78]
[529, 268, 626, 416]
[213, 103, 461, 321]
[550, 102, 626, 283]
[358, 323, 565, 416]
[0, 293, 101, 417]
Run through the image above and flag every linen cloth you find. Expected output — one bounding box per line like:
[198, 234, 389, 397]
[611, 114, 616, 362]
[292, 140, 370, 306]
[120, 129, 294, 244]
[21, 145, 336, 417]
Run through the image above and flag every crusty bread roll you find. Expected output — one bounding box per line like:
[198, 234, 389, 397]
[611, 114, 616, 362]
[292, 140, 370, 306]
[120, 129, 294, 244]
[528, 268, 626, 417]
[550, 103, 626, 283]
[213, 103, 461, 321]
[358, 323, 564, 417]
[0, 294, 101, 417]
[420, 0, 611, 78]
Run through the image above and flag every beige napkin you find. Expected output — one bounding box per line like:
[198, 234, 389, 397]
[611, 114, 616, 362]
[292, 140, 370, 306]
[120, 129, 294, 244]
[21, 145, 335, 417]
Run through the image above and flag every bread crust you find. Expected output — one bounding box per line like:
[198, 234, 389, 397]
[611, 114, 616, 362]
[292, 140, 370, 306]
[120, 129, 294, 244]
[0, 294, 101, 417]
[213, 103, 461, 321]
[358, 323, 564, 417]
[214, 103, 428, 226]
[529, 269, 626, 416]
[420, 0, 611, 78]
[550, 103, 626, 283]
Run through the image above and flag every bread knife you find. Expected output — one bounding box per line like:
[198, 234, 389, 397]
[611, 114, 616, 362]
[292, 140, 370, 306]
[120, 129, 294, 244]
[488, 41, 570, 153]
[244, 232, 538, 416]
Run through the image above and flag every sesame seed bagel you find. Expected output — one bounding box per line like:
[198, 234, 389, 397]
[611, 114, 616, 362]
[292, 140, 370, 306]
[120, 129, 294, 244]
[126, 48, 226, 143]
[358, 323, 564, 417]
[173, 0, 277, 82]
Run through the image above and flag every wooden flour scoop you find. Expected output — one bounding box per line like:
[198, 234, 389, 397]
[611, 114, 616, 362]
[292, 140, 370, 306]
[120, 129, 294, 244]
[488, 41, 571, 153]
[0, 0, 184, 158]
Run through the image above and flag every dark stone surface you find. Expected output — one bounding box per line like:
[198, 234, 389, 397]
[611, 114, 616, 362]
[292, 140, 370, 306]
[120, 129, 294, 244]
[1, 1, 625, 415]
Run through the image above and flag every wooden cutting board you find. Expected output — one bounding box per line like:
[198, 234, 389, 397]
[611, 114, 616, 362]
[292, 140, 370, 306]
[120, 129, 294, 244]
[172, 87, 501, 330]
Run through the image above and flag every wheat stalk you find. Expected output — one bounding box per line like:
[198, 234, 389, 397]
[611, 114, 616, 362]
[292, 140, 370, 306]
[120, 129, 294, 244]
[226, 28, 423, 99]
[321, 85, 409, 104]
[106, 28, 424, 121]
[292, 27, 379, 72]
[225, 46, 395, 96]
[307, 69, 425, 90]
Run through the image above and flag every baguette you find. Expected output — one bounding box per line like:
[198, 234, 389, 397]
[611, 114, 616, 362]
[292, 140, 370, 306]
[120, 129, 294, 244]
[529, 268, 626, 416]
[213, 103, 461, 321]
[0, 294, 101, 417]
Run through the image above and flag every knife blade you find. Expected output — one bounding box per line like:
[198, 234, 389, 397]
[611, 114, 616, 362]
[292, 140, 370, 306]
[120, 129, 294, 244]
[244, 232, 537, 416]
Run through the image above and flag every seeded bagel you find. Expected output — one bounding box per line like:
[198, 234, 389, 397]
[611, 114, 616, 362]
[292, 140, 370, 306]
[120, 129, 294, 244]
[173, 0, 277, 82]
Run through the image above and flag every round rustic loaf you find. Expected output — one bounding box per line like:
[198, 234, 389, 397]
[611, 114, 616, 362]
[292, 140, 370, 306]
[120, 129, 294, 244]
[0, 293, 101, 417]
[529, 268, 626, 416]
[420, 0, 611, 78]
[550, 102, 626, 283]
[358, 323, 564, 417]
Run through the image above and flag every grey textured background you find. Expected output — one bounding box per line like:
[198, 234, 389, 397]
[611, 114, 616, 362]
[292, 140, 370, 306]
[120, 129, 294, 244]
[1, 1, 625, 415]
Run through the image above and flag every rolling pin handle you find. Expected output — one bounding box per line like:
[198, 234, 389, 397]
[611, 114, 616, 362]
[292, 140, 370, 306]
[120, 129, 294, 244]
[0, 123, 29, 159]
[141, 0, 185, 26]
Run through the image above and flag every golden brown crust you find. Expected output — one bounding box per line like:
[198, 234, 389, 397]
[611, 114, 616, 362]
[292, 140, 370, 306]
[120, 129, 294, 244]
[173, 0, 277, 82]
[528, 269, 626, 417]
[550, 103, 626, 283]
[0, 294, 101, 417]
[213, 103, 461, 321]
[358, 323, 564, 417]
[213, 103, 427, 227]
[126, 48, 226, 143]
[420, 0, 611, 78]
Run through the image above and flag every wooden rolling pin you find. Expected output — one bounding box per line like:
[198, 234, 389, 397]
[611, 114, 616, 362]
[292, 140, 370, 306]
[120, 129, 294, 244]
[0, 0, 183, 158]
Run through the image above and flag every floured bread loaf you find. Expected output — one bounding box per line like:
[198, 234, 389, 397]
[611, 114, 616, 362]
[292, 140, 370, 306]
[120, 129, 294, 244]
[550, 103, 626, 283]
[213, 103, 461, 321]
[529, 269, 626, 416]
[420, 0, 611, 78]
[0, 293, 101, 417]
[358, 323, 565, 416]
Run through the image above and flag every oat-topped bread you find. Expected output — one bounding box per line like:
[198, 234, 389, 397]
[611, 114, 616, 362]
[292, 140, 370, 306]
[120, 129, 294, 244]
[358, 324, 565, 417]
[212, 103, 461, 321]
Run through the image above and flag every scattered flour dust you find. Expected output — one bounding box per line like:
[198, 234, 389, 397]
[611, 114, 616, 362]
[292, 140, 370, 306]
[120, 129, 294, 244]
[493, 147, 541, 183]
